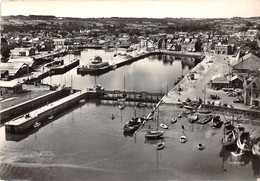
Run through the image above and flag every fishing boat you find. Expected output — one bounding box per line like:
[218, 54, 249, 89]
[123, 117, 143, 133]
[237, 132, 253, 152]
[196, 115, 212, 125]
[145, 107, 164, 140]
[33, 122, 41, 128]
[157, 142, 165, 150]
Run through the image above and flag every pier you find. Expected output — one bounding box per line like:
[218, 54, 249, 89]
[26, 59, 79, 84]
[4, 87, 166, 134]
[4, 89, 97, 134]
[97, 89, 165, 103]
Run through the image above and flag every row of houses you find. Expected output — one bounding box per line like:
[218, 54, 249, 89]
[210, 52, 260, 107]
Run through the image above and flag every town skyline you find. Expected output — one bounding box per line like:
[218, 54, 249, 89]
[1, 0, 260, 19]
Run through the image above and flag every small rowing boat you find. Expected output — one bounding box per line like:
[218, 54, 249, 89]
[157, 142, 165, 150]
[160, 123, 168, 129]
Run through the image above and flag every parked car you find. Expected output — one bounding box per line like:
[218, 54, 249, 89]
[233, 98, 243, 103]
[227, 92, 237, 97]
[250, 105, 259, 110]
[210, 94, 220, 100]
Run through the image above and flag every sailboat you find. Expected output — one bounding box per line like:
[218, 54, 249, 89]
[145, 106, 164, 139]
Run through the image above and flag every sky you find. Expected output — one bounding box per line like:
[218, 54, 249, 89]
[1, 0, 260, 19]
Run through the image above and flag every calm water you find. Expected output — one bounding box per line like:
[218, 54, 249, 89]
[0, 49, 258, 180]
[42, 49, 194, 92]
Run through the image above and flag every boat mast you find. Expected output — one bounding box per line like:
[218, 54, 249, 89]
[124, 75, 126, 90]
[157, 106, 159, 131]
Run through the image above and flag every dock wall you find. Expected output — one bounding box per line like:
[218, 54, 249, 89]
[5, 90, 98, 133]
[0, 88, 71, 123]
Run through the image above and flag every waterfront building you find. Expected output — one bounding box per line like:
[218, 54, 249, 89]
[10, 47, 35, 57]
[243, 76, 260, 106]
[0, 80, 22, 94]
[232, 53, 260, 75]
[0, 62, 29, 80]
[210, 74, 230, 89]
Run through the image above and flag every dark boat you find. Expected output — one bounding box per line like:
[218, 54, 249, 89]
[237, 132, 253, 152]
[221, 129, 238, 147]
[211, 116, 223, 128]
[196, 115, 212, 124]
[123, 117, 143, 133]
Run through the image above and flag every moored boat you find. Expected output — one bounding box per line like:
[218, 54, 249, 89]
[252, 136, 260, 156]
[145, 130, 165, 139]
[77, 56, 113, 74]
[123, 117, 143, 133]
[171, 118, 177, 124]
[33, 122, 41, 128]
[159, 123, 168, 129]
[157, 142, 165, 150]
[237, 132, 253, 152]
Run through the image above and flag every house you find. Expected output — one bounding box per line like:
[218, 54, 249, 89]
[230, 75, 243, 88]
[53, 38, 66, 48]
[10, 47, 35, 57]
[243, 76, 260, 106]
[232, 53, 260, 74]
[215, 44, 232, 55]
[8, 57, 36, 72]
[0, 80, 23, 94]
[181, 43, 195, 52]
[210, 74, 230, 89]
[0, 62, 29, 80]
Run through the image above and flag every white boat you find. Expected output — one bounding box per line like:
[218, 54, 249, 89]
[160, 123, 168, 129]
[145, 106, 164, 139]
[171, 118, 177, 124]
[119, 104, 125, 109]
[48, 115, 53, 120]
[33, 122, 41, 128]
[180, 135, 187, 143]
[157, 142, 165, 150]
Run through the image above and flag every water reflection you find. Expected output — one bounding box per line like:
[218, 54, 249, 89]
[42, 49, 196, 92]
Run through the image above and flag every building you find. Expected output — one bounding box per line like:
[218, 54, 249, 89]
[181, 43, 195, 52]
[230, 75, 243, 89]
[243, 76, 260, 106]
[0, 62, 29, 80]
[232, 53, 260, 74]
[53, 38, 66, 49]
[8, 57, 36, 72]
[0, 80, 23, 94]
[210, 74, 230, 89]
[215, 44, 232, 55]
[10, 47, 35, 57]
